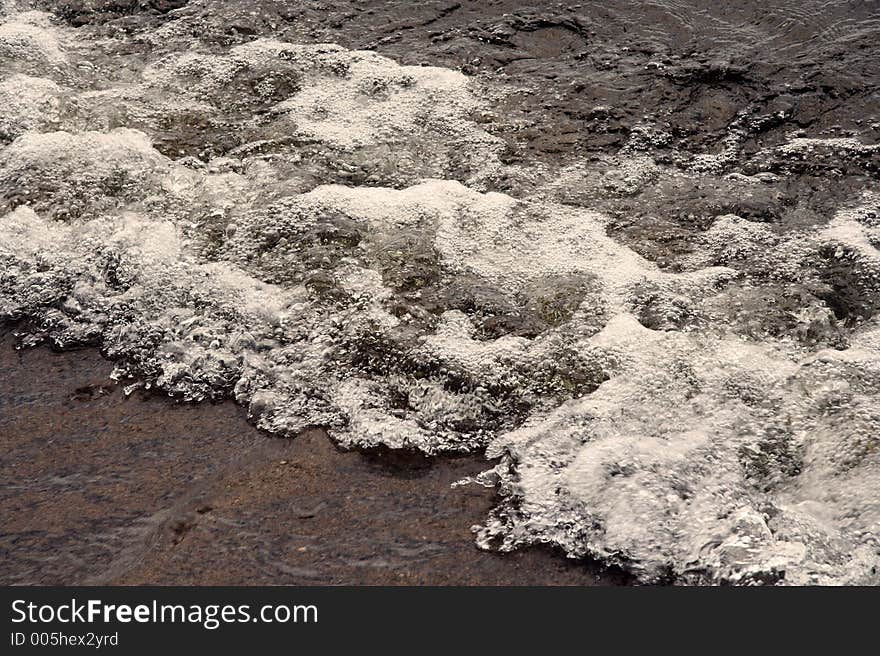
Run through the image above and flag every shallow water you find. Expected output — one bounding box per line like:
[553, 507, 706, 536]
[1, 0, 878, 584]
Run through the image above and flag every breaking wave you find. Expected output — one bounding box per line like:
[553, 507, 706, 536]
[1, 2, 878, 584]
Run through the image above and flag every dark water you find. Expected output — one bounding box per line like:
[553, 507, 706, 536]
[1, 0, 879, 584]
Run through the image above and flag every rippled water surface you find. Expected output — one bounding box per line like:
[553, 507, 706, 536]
[1, 0, 878, 584]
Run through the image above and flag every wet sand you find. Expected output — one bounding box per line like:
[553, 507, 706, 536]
[0, 329, 629, 585]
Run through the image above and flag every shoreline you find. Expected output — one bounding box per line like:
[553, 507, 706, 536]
[0, 329, 629, 585]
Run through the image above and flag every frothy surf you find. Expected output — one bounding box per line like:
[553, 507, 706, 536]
[1, 4, 878, 584]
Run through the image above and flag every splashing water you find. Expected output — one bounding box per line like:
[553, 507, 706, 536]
[1, 3, 878, 584]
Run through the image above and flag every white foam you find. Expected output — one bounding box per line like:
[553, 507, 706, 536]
[0, 74, 62, 140]
[0, 11, 67, 68]
[479, 316, 879, 584]
[1, 3, 878, 586]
